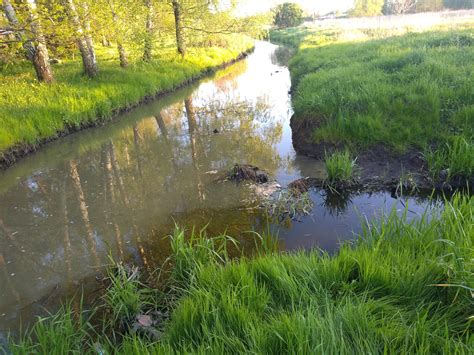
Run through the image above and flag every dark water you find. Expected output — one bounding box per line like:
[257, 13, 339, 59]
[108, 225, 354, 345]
[0, 42, 436, 332]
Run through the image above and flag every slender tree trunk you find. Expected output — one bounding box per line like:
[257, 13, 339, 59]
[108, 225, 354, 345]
[171, 0, 186, 56]
[64, 0, 98, 77]
[107, 0, 129, 67]
[143, 0, 154, 61]
[80, 2, 97, 68]
[3, 0, 35, 60]
[25, 0, 54, 83]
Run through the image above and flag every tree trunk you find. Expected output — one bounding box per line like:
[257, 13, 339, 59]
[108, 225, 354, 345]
[172, 0, 186, 56]
[3, 0, 35, 60]
[64, 0, 98, 77]
[80, 2, 97, 68]
[143, 0, 154, 61]
[107, 0, 129, 67]
[25, 0, 54, 83]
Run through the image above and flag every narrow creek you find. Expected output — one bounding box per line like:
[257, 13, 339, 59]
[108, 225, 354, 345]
[0, 42, 438, 333]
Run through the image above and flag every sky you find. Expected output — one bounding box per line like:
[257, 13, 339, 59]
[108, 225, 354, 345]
[237, 0, 354, 16]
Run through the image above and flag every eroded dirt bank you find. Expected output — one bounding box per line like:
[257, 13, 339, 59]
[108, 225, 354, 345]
[290, 115, 472, 192]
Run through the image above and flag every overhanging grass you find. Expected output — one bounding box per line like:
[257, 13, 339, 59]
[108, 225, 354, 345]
[271, 25, 473, 178]
[0, 38, 253, 157]
[10, 195, 473, 353]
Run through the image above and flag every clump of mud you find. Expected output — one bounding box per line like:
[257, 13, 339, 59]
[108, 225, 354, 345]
[227, 164, 269, 184]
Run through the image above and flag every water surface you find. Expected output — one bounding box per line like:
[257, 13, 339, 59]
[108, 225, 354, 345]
[0, 42, 435, 331]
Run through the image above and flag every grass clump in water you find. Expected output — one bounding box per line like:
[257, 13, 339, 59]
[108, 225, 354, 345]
[325, 150, 356, 184]
[9, 195, 473, 353]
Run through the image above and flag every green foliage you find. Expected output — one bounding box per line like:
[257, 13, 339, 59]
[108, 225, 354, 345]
[325, 150, 356, 183]
[351, 0, 385, 16]
[273, 3, 304, 29]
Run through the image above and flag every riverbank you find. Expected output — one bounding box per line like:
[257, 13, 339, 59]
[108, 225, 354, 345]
[8, 194, 472, 353]
[271, 24, 473, 190]
[0, 38, 254, 169]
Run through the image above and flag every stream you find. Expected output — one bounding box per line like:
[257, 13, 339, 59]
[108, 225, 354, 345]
[0, 42, 438, 333]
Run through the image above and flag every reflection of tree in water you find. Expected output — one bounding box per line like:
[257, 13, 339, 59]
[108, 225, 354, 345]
[0, 88, 285, 322]
[271, 46, 294, 67]
[212, 60, 248, 93]
[321, 188, 353, 217]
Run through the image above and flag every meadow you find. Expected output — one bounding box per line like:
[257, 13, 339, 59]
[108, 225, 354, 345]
[10, 194, 473, 353]
[271, 24, 474, 183]
[0, 37, 253, 166]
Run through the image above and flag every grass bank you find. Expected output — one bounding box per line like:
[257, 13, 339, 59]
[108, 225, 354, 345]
[0, 37, 253, 168]
[271, 25, 473, 184]
[9, 195, 473, 353]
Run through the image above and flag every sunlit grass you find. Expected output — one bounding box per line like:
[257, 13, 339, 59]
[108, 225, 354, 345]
[10, 195, 473, 353]
[0, 37, 253, 156]
[272, 24, 473, 179]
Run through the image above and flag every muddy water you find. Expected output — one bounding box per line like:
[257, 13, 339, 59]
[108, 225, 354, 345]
[0, 42, 436, 332]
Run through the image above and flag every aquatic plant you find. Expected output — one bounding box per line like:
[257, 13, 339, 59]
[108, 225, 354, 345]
[104, 262, 153, 327]
[324, 150, 357, 184]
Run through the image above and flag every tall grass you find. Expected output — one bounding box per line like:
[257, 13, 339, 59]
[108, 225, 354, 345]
[272, 24, 473, 179]
[9, 195, 473, 353]
[425, 136, 474, 182]
[0, 37, 253, 158]
[104, 262, 152, 326]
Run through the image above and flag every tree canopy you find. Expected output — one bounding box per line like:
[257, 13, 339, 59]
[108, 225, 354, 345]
[273, 3, 304, 28]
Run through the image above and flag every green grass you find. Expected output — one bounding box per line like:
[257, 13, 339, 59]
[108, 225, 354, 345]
[10, 194, 473, 353]
[324, 150, 356, 184]
[271, 25, 474, 179]
[425, 136, 474, 182]
[0, 36, 253, 158]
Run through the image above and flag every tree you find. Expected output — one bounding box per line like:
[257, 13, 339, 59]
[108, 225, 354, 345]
[2, 0, 35, 60]
[273, 3, 303, 28]
[143, 0, 154, 61]
[64, 0, 99, 77]
[383, 0, 417, 14]
[171, 0, 185, 56]
[105, 0, 129, 67]
[414, 0, 444, 11]
[25, 0, 54, 82]
[351, 0, 385, 16]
